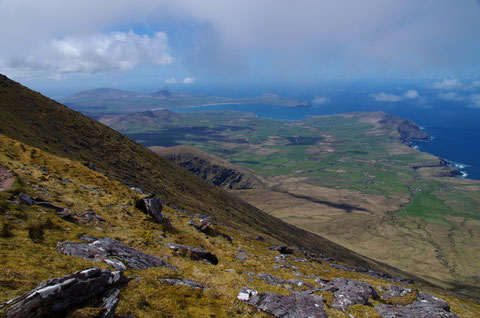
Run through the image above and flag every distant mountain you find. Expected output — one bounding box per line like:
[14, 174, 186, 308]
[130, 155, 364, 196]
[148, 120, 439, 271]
[60, 87, 311, 113]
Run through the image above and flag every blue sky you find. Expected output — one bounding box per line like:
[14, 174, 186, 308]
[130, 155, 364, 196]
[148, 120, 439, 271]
[1, 0, 480, 97]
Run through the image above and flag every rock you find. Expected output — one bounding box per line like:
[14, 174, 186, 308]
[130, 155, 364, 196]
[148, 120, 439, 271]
[77, 209, 106, 224]
[159, 278, 206, 289]
[322, 278, 378, 310]
[98, 288, 120, 318]
[236, 251, 249, 261]
[32, 199, 78, 222]
[79, 234, 99, 242]
[135, 195, 172, 228]
[275, 254, 290, 263]
[5, 267, 130, 318]
[269, 246, 295, 254]
[253, 236, 266, 241]
[330, 263, 414, 285]
[258, 273, 286, 286]
[375, 292, 458, 318]
[187, 216, 215, 232]
[221, 233, 233, 242]
[380, 285, 417, 301]
[166, 243, 218, 265]
[238, 287, 326, 318]
[18, 193, 33, 206]
[286, 278, 313, 288]
[104, 258, 127, 271]
[58, 237, 175, 270]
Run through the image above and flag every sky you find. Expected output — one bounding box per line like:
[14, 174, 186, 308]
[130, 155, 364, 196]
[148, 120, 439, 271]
[1, 0, 480, 96]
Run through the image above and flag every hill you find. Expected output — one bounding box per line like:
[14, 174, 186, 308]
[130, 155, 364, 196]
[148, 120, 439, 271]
[59, 88, 311, 113]
[152, 145, 264, 190]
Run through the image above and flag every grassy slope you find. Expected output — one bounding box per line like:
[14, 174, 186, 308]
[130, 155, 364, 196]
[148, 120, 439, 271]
[1, 135, 479, 317]
[0, 74, 411, 279]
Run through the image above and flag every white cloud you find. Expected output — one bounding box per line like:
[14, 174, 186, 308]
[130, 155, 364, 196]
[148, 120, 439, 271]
[312, 96, 330, 105]
[470, 94, 480, 108]
[438, 92, 464, 101]
[165, 77, 177, 84]
[3, 30, 174, 78]
[403, 89, 419, 99]
[371, 90, 419, 102]
[432, 78, 462, 90]
[183, 77, 195, 84]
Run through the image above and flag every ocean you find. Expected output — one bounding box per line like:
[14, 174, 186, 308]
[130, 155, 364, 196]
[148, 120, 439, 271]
[172, 86, 480, 180]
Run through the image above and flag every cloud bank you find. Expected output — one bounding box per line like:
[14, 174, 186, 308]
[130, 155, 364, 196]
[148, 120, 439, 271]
[3, 31, 173, 78]
[1, 0, 480, 80]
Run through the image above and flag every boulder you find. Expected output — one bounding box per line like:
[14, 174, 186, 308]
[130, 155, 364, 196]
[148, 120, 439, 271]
[375, 292, 458, 318]
[187, 216, 215, 232]
[18, 193, 33, 206]
[98, 288, 121, 318]
[58, 237, 175, 270]
[322, 278, 378, 310]
[236, 251, 249, 261]
[238, 287, 326, 318]
[269, 246, 295, 254]
[5, 267, 130, 318]
[166, 243, 218, 265]
[258, 273, 286, 286]
[159, 278, 206, 289]
[135, 195, 172, 228]
[379, 285, 417, 301]
[77, 209, 106, 224]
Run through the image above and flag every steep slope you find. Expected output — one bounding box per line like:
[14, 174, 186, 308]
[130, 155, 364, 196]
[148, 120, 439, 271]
[0, 74, 409, 278]
[152, 145, 264, 190]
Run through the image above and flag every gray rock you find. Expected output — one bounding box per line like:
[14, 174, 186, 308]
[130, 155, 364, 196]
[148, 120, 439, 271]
[166, 243, 218, 265]
[258, 273, 286, 286]
[322, 278, 378, 310]
[77, 209, 106, 224]
[187, 216, 215, 232]
[380, 285, 416, 301]
[31, 199, 77, 222]
[375, 292, 458, 318]
[253, 236, 266, 241]
[238, 287, 326, 318]
[58, 237, 175, 270]
[236, 251, 249, 261]
[135, 195, 172, 228]
[159, 278, 206, 289]
[98, 288, 121, 318]
[5, 267, 130, 318]
[19, 193, 33, 206]
[269, 246, 295, 254]
[286, 278, 313, 288]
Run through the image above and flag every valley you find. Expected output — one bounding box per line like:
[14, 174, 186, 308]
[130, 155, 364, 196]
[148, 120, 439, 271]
[96, 108, 480, 297]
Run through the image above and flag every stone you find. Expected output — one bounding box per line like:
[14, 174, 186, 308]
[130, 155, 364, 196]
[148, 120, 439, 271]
[135, 195, 172, 228]
[166, 243, 218, 265]
[375, 292, 458, 318]
[159, 278, 206, 289]
[238, 287, 326, 318]
[77, 209, 106, 224]
[221, 233, 233, 242]
[187, 216, 215, 232]
[4, 267, 130, 318]
[236, 251, 249, 261]
[253, 236, 266, 241]
[98, 288, 120, 318]
[258, 273, 286, 286]
[269, 246, 295, 254]
[322, 278, 378, 310]
[58, 237, 175, 270]
[18, 193, 33, 206]
[380, 285, 416, 301]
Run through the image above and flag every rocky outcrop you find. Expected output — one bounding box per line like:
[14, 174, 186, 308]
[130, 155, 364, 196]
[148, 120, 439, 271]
[322, 278, 378, 310]
[269, 245, 295, 254]
[238, 287, 326, 318]
[0, 165, 14, 191]
[77, 209, 106, 224]
[152, 145, 263, 190]
[58, 237, 175, 270]
[4, 267, 130, 318]
[375, 292, 459, 318]
[165, 243, 218, 265]
[135, 195, 172, 228]
[18, 194, 78, 222]
[187, 216, 215, 232]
